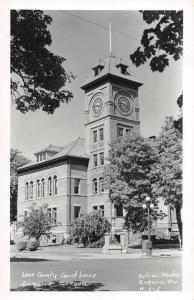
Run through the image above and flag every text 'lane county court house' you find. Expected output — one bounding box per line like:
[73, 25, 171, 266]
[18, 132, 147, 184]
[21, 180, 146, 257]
[17, 54, 178, 244]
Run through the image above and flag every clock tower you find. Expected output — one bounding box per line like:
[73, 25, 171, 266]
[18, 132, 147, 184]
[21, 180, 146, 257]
[81, 54, 143, 221]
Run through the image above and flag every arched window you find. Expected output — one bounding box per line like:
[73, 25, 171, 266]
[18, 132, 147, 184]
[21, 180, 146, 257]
[53, 175, 57, 195]
[30, 181, 33, 199]
[25, 182, 29, 200]
[41, 178, 45, 197]
[48, 177, 52, 196]
[36, 179, 40, 198]
[99, 177, 104, 193]
[93, 178, 98, 194]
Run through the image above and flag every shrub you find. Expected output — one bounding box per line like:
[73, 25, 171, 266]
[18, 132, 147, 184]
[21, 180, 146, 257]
[70, 212, 111, 247]
[87, 236, 105, 248]
[27, 239, 39, 251]
[16, 240, 27, 251]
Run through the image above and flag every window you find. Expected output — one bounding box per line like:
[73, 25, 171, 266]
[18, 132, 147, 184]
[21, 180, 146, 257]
[30, 181, 33, 199]
[94, 68, 99, 76]
[48, 177, 52, 196]
[99, 177, 104, 192]
[99, 128, 104, 141]
[43, 153, 46, 160]
[48, 207, 57, 224]
[40, 154, 42, 161]
[118, 126, 131, 137]
[74, 206, 81, 219]
[93, 130, 97, 143]
[48, 208, 52, 221]
[36, 179, 40, 198]
[99, 152, 104, 165]
[53, 208, 57, 224]
[126, 128, 131, 135]
[121, 66, 127, 75]
[118, 127, 124, 137]
[99, 205, 104, 216]
[93, 178, 98, 194]
[53, 175, 57, 195]
[41, 178, 45, 197]
[74, 178, 80, 194]
[93, 154, 98, 167]
[115, 203, 123, 217]
[25, 182, 29, 200]
[92, 205, 104, 216]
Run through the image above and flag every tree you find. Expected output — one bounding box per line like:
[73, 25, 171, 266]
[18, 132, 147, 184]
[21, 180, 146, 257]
[130, 10, 183, 72]
[10, 148, 30, 222]
[104, 134, 159, 232]
[11, 10, 76, 114]
[70, 212, 111, 247]
[19, 204, 54, 241]
[153, 117, 182, 242]
[130, 11, 183, 136]
[174, 93, 183, 134]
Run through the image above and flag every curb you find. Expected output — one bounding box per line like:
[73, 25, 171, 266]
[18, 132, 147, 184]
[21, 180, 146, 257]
[10, 252, 182, 261]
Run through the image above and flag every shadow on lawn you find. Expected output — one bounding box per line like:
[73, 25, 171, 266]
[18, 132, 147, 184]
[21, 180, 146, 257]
[11, 281, 104, 291]
[10, 257, 50, 262]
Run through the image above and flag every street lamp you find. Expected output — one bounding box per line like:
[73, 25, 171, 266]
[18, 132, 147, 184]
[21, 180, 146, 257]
[142, 196, 154, 256]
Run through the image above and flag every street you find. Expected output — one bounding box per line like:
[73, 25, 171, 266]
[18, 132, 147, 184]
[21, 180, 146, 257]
[11, 257, 181, 291]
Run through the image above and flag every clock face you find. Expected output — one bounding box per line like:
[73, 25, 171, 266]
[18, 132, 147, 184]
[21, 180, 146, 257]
[118, 96, 130, 113]
[116, 92, 133, 115]
[92, 97, 103, 116]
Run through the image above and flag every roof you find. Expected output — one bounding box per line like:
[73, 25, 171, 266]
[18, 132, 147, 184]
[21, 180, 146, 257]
[17, 137, 89, 171]
[81, 54, 143, 90]
[34, 145, 63, 155]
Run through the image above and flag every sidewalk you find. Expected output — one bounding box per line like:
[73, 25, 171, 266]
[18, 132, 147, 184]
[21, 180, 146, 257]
[10, 244, 182, 261]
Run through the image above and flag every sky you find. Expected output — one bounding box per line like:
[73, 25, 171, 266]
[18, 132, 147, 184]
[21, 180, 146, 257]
[11, 10, 182, 160]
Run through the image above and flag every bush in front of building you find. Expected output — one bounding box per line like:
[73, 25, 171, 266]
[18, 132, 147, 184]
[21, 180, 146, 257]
[18, 204, 55, 245]
[70, 212, 111, 248]
[87, 236, 105, 248]
[27, 238, 39, 251]
[16, 240, 27, 251]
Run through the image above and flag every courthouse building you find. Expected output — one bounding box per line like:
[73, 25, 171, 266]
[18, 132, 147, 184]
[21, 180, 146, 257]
[17, 54, 178, 244]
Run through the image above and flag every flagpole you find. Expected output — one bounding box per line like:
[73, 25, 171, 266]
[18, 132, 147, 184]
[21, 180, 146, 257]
[109, 21, 112, 55]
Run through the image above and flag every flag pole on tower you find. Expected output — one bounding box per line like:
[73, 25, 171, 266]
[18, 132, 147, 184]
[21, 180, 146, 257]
[109, 21, 112, 55]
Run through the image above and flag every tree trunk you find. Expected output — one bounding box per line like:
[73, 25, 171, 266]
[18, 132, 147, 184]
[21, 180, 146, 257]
[175, 203, 182, 246]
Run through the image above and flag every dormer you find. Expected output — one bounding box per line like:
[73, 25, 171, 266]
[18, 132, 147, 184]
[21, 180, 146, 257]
[116, 59, 129, 75]
[34, 145, 63, 162]
[92, 59, 105, 76]
[36, 152, 46, 162]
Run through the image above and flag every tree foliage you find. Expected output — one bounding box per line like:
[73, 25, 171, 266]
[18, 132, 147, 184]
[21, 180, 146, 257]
[174, 93, 183, 134]
[153, 117, 182, 241]
[125, 206, 159, 233]
[70, 212, 111, 247]
[11, 10, 76, 114]
[130, 11, 183, 72]
[10, 148, 30, 222]
[104, 134, 159, 232]
[18, 204, 54, 240]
